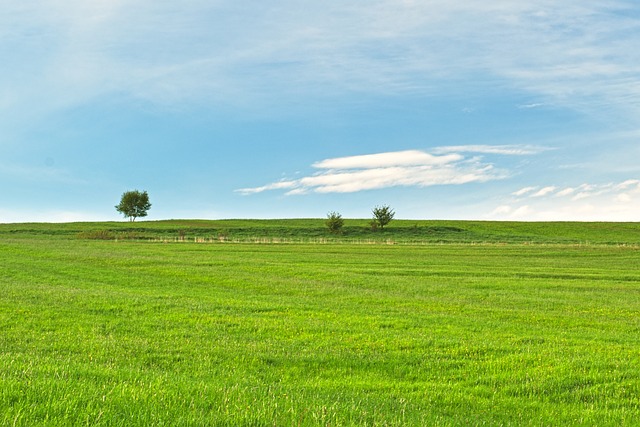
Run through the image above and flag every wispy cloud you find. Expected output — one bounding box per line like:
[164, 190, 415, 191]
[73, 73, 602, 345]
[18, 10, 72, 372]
[512, 181, 640, 202]
[517, 103, 545, 109]
[312, 150, 462, 169]
[531, 186, 557, 197]
[237, 145, 545, 195]
[491, 179, 640, 221]
[3, 1, 640, 120]
[433, 145, 550, 156]
[554, 187, 575, 197]
[512, 186, 537, 197]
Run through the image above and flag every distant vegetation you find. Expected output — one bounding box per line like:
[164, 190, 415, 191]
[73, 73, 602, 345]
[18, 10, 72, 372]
[371, 204, 395, 229]
[325, 211, 344, 234]
[2, 219, 639, 245]
[115, 190, 152, 221]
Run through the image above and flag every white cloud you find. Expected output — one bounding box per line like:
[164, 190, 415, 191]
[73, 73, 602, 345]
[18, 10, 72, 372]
[531, 186, 557, 197]
[433, 145, 550, 156]
[313, 150, 461, 169]
[511, 182, 638, 202]
[615, 179, 640, 190]
[234, 180, 299, 196]
[237, 149, 506, 195]
[555, 187, 575, 197]
[572, 192, 593, 201]
[517, 103, 545, 109]
[568, 183, 613, 201]
[488, 178, 640, 221]
[512, 186, 538, 196]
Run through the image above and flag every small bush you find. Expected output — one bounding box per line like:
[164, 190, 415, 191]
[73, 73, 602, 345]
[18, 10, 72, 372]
[372, 205, 395, 230]
[326, 212, 345, 234]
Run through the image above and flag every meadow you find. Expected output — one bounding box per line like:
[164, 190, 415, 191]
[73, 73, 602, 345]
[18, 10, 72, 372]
[1, 220, 639, 425]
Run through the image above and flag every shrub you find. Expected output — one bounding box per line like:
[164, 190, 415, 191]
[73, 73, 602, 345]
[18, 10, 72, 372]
[372, 205, 395, 230]
[326, 212, 345, 234]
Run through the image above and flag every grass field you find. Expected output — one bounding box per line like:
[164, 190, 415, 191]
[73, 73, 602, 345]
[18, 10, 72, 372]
[1, 220, 639, 425]
[3, 218, 640, 244]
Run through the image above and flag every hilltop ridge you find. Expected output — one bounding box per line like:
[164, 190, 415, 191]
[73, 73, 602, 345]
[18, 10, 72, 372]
[1, 219, 638, 245]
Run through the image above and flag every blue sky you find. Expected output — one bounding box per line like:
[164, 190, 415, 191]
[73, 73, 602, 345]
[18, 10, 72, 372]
[2, 1, 640, 222]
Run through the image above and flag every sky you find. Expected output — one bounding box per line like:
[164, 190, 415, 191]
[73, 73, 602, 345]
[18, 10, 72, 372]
[2, 0, 640, 222]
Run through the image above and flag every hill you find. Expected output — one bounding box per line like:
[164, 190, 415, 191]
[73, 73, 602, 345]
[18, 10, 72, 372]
[1, 219, 639, 245]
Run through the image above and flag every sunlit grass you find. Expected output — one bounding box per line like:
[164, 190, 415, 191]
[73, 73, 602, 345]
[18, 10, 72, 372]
[1, 223, 639, 425]
[2, 218, 640, 244]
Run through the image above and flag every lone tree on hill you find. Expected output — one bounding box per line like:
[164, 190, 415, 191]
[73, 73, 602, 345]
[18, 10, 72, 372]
[372, 205, 395, 230]
[325, 211, 345, 234]
[115, 190, 151, 222]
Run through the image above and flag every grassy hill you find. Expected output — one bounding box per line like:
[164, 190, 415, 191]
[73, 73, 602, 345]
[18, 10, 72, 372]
[1, 219, 639, 245]
[1, 219, 639, 425]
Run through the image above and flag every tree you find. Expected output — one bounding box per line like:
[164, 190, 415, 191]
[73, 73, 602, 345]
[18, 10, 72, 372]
[372, 205, 395, 230]
[325, 211, 344, 234]
[115, 190, 151, 222]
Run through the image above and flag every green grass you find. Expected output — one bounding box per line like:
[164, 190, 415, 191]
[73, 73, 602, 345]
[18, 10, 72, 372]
[1, 221, 640, 425]
[2, 219, 640, 244]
